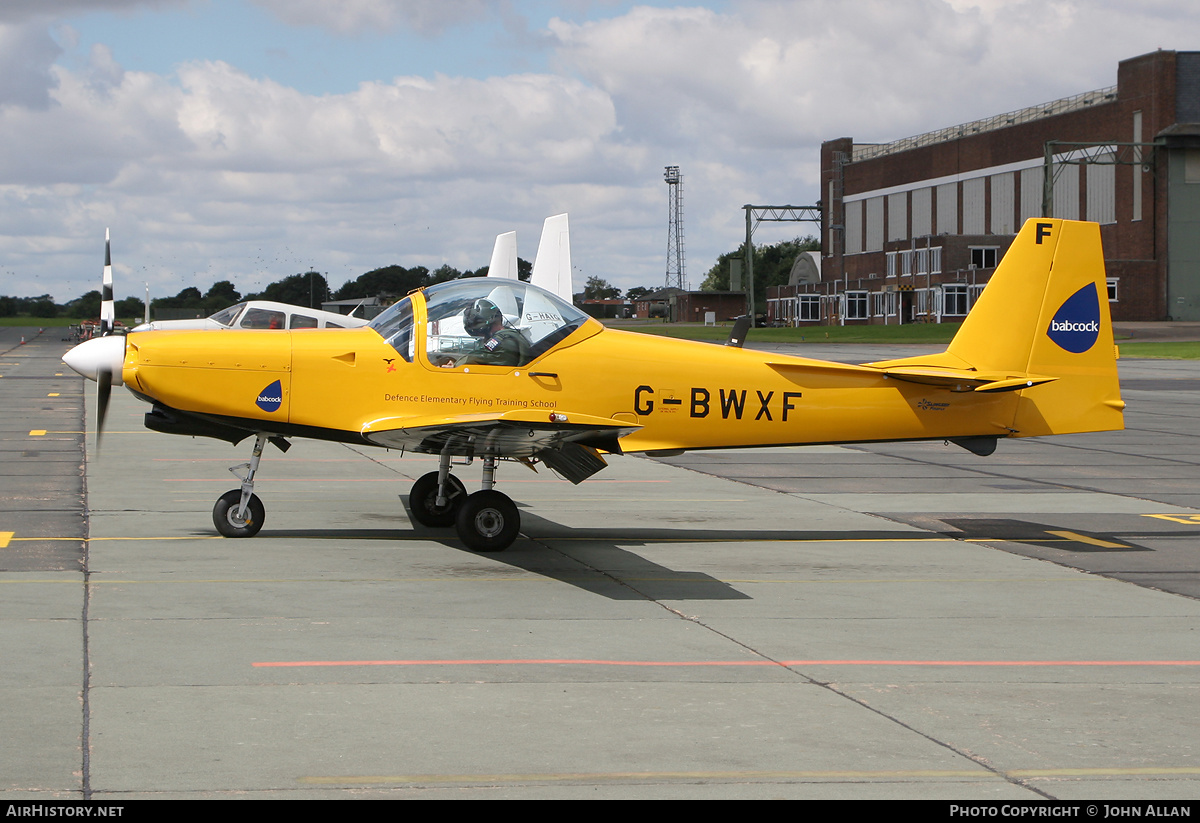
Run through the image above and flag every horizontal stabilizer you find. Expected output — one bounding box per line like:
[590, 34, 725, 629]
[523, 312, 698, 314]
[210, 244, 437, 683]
[877, 365, 1057, 393]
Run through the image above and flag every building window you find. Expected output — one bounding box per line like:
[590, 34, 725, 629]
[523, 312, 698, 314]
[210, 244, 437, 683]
[1107, 278, 1119, 303]
[969, 246, 999, 269]
[913, 288, 931, 319]
[886, 251, 896, 278]
[799, 295, 821, 321]
[915, 248, 929, 276]
[931, 246, 942, 274]
[883, 290, 897, 317]
[846, 291, 868, 320]
[943, 284, 969, 316]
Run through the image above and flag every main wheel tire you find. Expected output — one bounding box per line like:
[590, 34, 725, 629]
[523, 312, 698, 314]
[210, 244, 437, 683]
[213, 489, 265, 538]
[455, 490, 520, 552]
[409, 472, 467, 527]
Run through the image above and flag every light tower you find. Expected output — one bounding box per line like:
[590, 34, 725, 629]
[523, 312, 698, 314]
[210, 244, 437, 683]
[664, 165, 685, 290]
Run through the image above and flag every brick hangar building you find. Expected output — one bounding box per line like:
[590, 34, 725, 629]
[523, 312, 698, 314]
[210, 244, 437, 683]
[767, 50, 1200, 326]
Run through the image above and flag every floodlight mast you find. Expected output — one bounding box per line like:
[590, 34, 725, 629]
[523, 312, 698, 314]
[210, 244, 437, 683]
[665, 166, 685, 291]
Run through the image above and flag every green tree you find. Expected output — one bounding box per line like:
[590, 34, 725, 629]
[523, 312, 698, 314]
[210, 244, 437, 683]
[626, 286, 653, 301]
[429, 264, 462, 284]
[68, 290, 102, 319]
[115, 296, 145, 319]
[700, 236, 820, 309]
[30, 298, 59, 317]
[583, 276, 620, 300]
[247, 272, 329, 308]
[334, 265, 430, 301]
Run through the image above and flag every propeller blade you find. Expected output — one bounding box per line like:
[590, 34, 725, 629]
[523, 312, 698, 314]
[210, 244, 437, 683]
[96, 367, 112, 450]
[100, 228, 114, 336]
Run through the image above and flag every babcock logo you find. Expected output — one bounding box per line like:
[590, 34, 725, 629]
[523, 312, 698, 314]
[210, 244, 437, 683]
[255, 380, 283, 413]
[1046, 284, 1101, 354]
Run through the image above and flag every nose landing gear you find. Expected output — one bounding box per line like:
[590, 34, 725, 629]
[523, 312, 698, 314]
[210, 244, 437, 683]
[213, 433, 270, 538]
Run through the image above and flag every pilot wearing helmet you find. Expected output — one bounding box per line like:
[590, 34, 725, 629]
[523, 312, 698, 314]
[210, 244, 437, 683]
[447, 298, 529, 367]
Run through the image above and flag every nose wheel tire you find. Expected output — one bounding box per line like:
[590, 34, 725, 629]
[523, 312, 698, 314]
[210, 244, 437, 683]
[213, 490, 265, 538]
[408, 472, 467, 527]
[455, 490, 519, 552]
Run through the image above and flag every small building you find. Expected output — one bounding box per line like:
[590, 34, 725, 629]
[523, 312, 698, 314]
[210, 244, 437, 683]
[632, 287, 683, 319]
[672, 291, 748, 324]
[577, 298, 630, 319]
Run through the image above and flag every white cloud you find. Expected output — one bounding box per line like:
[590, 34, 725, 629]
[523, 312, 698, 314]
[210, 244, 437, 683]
[0, 0, 181, 25]
[0, 23, 63, 109]
[0, 47, 635, 299]
[6, 0, 1200, 302]
[250, 0, 495, 35]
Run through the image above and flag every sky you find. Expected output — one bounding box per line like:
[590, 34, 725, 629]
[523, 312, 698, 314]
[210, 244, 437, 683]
[2, 0, 1199, 304]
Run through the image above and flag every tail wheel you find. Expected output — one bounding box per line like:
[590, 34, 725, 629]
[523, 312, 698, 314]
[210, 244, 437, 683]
[455, 490, 519, 552]
[409, 472, 466, 527]
[213, 489, 265, 538]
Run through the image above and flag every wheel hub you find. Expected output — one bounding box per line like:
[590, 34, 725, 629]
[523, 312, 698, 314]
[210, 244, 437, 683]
[473, 508, 505, 538]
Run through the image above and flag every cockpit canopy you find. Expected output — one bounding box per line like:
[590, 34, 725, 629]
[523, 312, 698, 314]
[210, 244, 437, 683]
[369, 279, 590, 366]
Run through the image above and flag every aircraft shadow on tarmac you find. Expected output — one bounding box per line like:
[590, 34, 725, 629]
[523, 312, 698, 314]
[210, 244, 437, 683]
[229, 506, 956, 602]
[936, 517, 1152, 553]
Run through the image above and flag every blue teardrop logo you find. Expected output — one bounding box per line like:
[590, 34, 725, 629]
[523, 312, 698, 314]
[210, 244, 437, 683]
[1046, 284, 1100, 354]
[255, 379, 283, 412]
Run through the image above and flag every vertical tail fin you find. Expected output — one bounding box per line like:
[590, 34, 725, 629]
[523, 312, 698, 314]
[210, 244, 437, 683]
[948, 218, 1124, 436]
[487, 231, 519, 280]
[531, 213, 573, 301]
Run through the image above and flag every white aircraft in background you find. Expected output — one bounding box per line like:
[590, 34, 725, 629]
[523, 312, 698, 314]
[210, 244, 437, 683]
[132, 300, 367, 332]
[486, 213, 574, 302]
[129, 213, 572, 334]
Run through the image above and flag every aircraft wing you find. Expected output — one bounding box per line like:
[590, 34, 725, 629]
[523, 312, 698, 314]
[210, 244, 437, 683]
[361, 409, 641, 481]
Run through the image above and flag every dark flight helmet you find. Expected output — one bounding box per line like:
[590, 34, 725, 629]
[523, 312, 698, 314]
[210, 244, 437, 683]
[463, 298, 502, 337]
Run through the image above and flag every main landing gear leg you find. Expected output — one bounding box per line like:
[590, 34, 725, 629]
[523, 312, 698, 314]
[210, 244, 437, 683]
[408, 447, 466, 528]
[213, 433, 268, 538]
[455, 455, 520, 552]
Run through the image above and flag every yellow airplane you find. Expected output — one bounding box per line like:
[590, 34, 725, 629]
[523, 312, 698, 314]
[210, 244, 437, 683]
[64, 217, 1124, 551]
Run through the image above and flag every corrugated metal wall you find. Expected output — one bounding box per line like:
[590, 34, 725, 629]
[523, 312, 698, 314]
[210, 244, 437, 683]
[845, 199, 862, 254]
[865, 196, 884, 252]
[937, 182, 957, 234]
[990, 172, 1015, 234]
[888, 192, 907, 241]
[1020, 166, 1043, 223]
[911, 187, 932, 236]
[962, 177, 985, 234]
[1087, 154, 1116, 224]
[1053, 163, 1080, 220]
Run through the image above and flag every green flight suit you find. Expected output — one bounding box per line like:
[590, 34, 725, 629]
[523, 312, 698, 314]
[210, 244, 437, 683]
[459, 328, 529, 366]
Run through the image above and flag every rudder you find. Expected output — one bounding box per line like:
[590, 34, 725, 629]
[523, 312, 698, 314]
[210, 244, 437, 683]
[949, 218, 1124, 437]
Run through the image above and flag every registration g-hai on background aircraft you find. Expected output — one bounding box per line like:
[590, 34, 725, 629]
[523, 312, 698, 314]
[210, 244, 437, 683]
[64, 217, 1124, 552]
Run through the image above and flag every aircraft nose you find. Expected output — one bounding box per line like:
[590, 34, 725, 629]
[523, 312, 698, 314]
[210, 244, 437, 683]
[63, 335, 125, 386]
